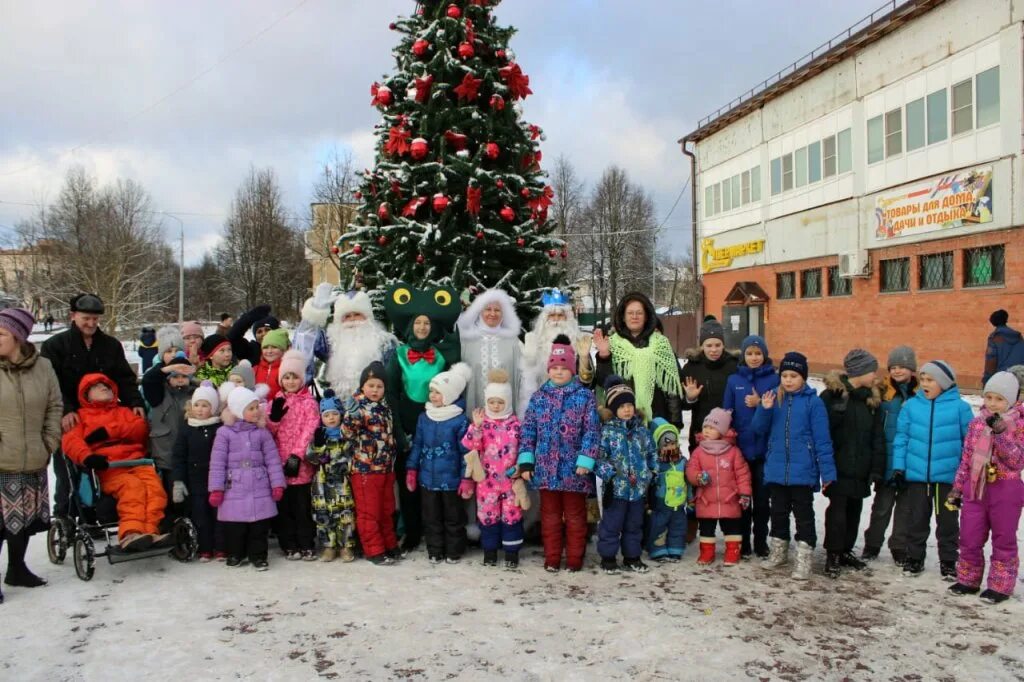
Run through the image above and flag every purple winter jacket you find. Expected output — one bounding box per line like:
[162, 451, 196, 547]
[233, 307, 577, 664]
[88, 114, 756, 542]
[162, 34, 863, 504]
[208, 420, 286, 523]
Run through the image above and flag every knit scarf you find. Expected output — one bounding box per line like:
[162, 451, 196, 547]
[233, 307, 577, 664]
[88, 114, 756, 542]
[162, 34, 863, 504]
[968, 427, 993, 502]
[324, 425, 342, 440]
[608, 332, 681, 421]
[696, 433, 732, 455]
[425, 403, 464, 422]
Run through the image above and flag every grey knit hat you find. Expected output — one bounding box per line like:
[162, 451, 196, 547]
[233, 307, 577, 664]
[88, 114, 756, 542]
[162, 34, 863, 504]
[919, 360, 957, 392]
[843, 349, 878, 378]
[983, 371, 1020, 406]
[887, 345, 917, 371]
[156, 325, 184, 356]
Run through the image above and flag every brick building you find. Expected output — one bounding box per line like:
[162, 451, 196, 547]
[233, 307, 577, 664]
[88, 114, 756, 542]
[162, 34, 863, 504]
[679, 0, 1023, 388]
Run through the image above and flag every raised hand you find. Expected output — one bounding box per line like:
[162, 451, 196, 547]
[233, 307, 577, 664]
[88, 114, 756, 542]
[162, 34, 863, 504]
[744, 387, 760, 408]
[593, 328, 610, 357]
[683, 377, 704, 402]
[761, 390, 776, 410]
[472, 408, 486, 428]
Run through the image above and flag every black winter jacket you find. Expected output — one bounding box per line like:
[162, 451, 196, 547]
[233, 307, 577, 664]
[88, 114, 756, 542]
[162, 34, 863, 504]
[40, 323, 143, 414]
[820, 373, 886, 498]
[678, 349, 739, 449]
[171, 420, 221, 486]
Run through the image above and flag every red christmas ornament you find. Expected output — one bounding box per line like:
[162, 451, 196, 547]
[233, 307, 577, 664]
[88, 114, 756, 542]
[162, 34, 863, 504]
[352, 244, 363, 255]
[458, 42, 475, 59]
[370, 83, 392, 108]
[489, 94, 505, 111]
[560, 249, 568, 260]
[416, 6, 424, 15]
[520, 188, 531, 198]
[466, 185, 483, 216]
[453, 72, 482, 101]
[389, 22, 397, 30]
[476, 230, 484, 240]
[412, 39, 430, 58]
[410, 138, 429, 161]
[377, 203, 391, 221]
[496, 179, 504, 189]
[548, 249, 558, 258]
[495, 49, 506, 60]
[516, 237, 525, 247]
[485, 142, 500, 160]
[446, 4, 462, 18]
[499, 206, 515, 223]
[432, 193, 450, 212]
[401, 196, 428, 217]
[377, 235, 389, 246]
[413, 74, 434, 103]
[416, 253, 425, 264]
[331, 245, 340, 254]
[443, 131, 468, 151]
[354, 191, 362, 200]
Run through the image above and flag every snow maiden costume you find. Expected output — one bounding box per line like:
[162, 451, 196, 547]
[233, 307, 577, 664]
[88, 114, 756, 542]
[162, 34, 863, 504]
[457, 288, 527, 416]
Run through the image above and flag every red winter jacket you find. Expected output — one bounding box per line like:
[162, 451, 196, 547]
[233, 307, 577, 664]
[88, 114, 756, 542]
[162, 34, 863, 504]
[254, 358, 281, 399]
[685, 431, 752, 519]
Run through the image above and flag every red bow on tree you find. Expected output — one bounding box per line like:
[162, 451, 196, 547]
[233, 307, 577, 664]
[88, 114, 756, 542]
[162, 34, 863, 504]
[385, 126, 411, 156]
[413, 74, 434, 104]
[401, 196, 428, 217]
[498, 63, 532, 100]
[529, 185, 554, 220]
[466, 184, 483, 216]
[528, 124, 542, 141]
[521, 150, 542, 171]
[407, 348, 437, 364]
[453, 73, 483, 101]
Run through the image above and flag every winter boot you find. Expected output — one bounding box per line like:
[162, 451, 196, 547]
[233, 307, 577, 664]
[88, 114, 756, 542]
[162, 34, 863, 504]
[741, 536, 752, 559]
[825, 552, 842, 579]
[483, 550, 498, 567]
[601, 557, 620, 574]
[340, 547, 355, 563]
[792, 541, 813, 580]
[839, 551, 867, 571]
[754, 537, 770, 559]
[4, 531, 46, 587]
[861, 546, 880, 561]
[504, 552, 519, 570]
[979, 589, 1010, 604]
[762, 537, 790, 569]
[623, 557, 649, 574]
[948, 582, 980, 596]
[902, 558, 924, 576]
[940, 561, 957, 582]
[723, 537, 742, 567]
[697, 539, 716, 566]
[320, 548, 337, 562]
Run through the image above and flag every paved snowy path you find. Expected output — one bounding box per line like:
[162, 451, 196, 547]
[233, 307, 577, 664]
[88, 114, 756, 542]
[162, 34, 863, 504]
[3, 499, 1023, 681]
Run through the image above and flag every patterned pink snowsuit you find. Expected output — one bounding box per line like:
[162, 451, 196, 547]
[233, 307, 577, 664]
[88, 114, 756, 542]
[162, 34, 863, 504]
[461, 415, 522, 528]
[952, 404, 1024, 595]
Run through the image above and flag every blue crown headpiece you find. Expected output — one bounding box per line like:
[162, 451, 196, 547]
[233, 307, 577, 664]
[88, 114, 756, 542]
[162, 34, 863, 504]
[541, 288, 571, 307]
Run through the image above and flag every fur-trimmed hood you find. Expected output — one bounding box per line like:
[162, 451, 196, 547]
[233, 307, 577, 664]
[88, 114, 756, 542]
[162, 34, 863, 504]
[824, 371, 883, 409]
[457, 288, 521, 340]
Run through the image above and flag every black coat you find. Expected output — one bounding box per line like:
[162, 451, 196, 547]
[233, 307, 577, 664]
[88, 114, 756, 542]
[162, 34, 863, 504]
[820, 373, 886, 498]
[678, 349, 739, 449]
[171, 421, 221, 491]
[40, 323, 143, 414]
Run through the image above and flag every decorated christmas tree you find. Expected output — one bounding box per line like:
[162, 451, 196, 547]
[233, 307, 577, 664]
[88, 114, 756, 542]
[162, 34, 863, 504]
[340, 0, 564, 317]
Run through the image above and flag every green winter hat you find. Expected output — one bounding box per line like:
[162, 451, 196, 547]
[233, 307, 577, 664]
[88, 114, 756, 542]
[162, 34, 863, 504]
[650, 417, 679, 447]
[260, 328, 290, 350]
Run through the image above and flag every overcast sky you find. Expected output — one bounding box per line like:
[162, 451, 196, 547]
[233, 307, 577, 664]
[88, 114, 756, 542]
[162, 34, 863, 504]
[0, 0, 883, 265]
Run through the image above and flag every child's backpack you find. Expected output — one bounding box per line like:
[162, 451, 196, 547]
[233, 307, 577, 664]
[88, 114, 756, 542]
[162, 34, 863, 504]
[663, 461, 688, 510]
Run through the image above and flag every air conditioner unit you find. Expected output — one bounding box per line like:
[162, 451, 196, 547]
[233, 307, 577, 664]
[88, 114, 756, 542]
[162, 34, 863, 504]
[838, 250, 871, 278]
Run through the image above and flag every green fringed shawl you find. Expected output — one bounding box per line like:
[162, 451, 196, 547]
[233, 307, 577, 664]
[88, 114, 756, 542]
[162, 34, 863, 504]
[609, 332, 682, 422]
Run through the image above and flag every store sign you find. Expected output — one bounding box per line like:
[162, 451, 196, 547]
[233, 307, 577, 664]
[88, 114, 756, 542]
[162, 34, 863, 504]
[701, 237, 765, 273]
[875, 166, 993, 241]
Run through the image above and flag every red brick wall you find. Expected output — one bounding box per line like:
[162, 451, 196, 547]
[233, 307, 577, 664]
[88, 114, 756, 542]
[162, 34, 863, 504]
[702, 227, 1024, 389]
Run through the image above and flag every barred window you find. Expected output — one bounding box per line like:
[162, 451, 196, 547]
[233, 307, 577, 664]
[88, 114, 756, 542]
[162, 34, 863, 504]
[801, 268, 821, 298]
[828, 266, 852, 296]
[880, 258, 910, 293]
[777, 272, 796, 300]
[964, 245, 1005, 287]
[919, 252, 954, 290]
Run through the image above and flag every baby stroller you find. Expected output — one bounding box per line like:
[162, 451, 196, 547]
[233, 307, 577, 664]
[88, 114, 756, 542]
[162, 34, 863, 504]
[47, 457, 198, 581]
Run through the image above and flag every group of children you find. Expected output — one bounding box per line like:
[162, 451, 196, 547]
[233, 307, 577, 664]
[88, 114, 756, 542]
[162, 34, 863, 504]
[70, 316, 1024, 606]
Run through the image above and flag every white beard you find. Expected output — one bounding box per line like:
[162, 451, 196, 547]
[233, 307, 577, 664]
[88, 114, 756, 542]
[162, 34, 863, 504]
[525, 317, 580, 367]
[325, 320, 396, 398]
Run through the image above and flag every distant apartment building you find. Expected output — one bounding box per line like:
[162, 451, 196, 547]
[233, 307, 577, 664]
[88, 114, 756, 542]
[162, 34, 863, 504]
[305, 203, 359, 288]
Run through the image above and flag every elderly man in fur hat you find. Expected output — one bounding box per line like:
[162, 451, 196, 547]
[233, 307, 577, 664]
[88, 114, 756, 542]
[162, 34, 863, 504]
[522, 289, 594, 398]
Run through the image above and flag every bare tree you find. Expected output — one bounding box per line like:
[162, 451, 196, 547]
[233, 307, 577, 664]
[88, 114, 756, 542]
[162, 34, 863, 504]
[217, 166, 308, 319]
[550, 155, 587, 287]
[657, 250, 702, 313]
[14, 167, 177, 332]
[305, 148, 358, 278]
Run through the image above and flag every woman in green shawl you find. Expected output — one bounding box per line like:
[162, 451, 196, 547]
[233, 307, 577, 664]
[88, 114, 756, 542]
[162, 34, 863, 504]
[594, 293, 681, 426]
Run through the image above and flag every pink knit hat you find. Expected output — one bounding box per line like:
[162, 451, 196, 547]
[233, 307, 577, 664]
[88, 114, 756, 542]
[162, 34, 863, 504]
[181, 320, 204, 338]
[547, 334, 577, 374]
[278, 349, 308, 385]
[703, 408, 733, 434]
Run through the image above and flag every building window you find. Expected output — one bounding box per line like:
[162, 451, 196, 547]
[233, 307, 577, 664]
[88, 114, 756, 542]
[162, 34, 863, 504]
[822, 135, 836, 178]
[927, 88, 948, 143]
[885, 107, 902, 157]
[750, 165, 761, 202]
[731, 175, 741, 207]
[740, 171, 751, 205]
[867, 115, 884, 164]
[782, 153, 793, 191]
[880, 258, 910, 293]
[723, 178, 732, 211]
[827, 266, 852, 296]
[801, 268, 821, 298]
[952, 78, 973, 135]
[713, 183, 721, 214]
[807, 141, 821, 183]
[964, 245, 1005, 287]
[794, 146, 808, 187]
[919, 252, 954, 290]
[837, 128, 852, 173]
[770, 157, 782, 196]
[976, 66, 999, 128]
[704, 186, 714, 217]
[905, 98, 925, 151]
[777, 272, 795, 299]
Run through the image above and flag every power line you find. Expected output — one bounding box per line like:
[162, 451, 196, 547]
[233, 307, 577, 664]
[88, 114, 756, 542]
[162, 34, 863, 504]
[0, 199, 225, 218]
[0, 0, 314, 178]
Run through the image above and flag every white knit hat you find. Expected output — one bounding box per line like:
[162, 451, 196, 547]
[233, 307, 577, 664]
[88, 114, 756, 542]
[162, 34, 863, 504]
[227, 385, 260, 419]
[191, 380, 220, 413]
[483, 368, 513, 418]
[429, 362, 472, 407]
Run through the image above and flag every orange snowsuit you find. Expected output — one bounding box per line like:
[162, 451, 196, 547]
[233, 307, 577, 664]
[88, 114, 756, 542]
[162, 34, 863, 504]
[62, 373, 166, 539]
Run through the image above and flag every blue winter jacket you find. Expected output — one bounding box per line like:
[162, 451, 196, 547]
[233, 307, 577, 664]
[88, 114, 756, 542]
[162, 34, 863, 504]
[596, 417, 658, 501]
[723, 364, 780, 462]
[880, 378, 916, 480]
[407, 408, 470, 491]
[892, 387, 973, 484]
[518, 378, 599, 495]
[752, 383, 837, 489]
